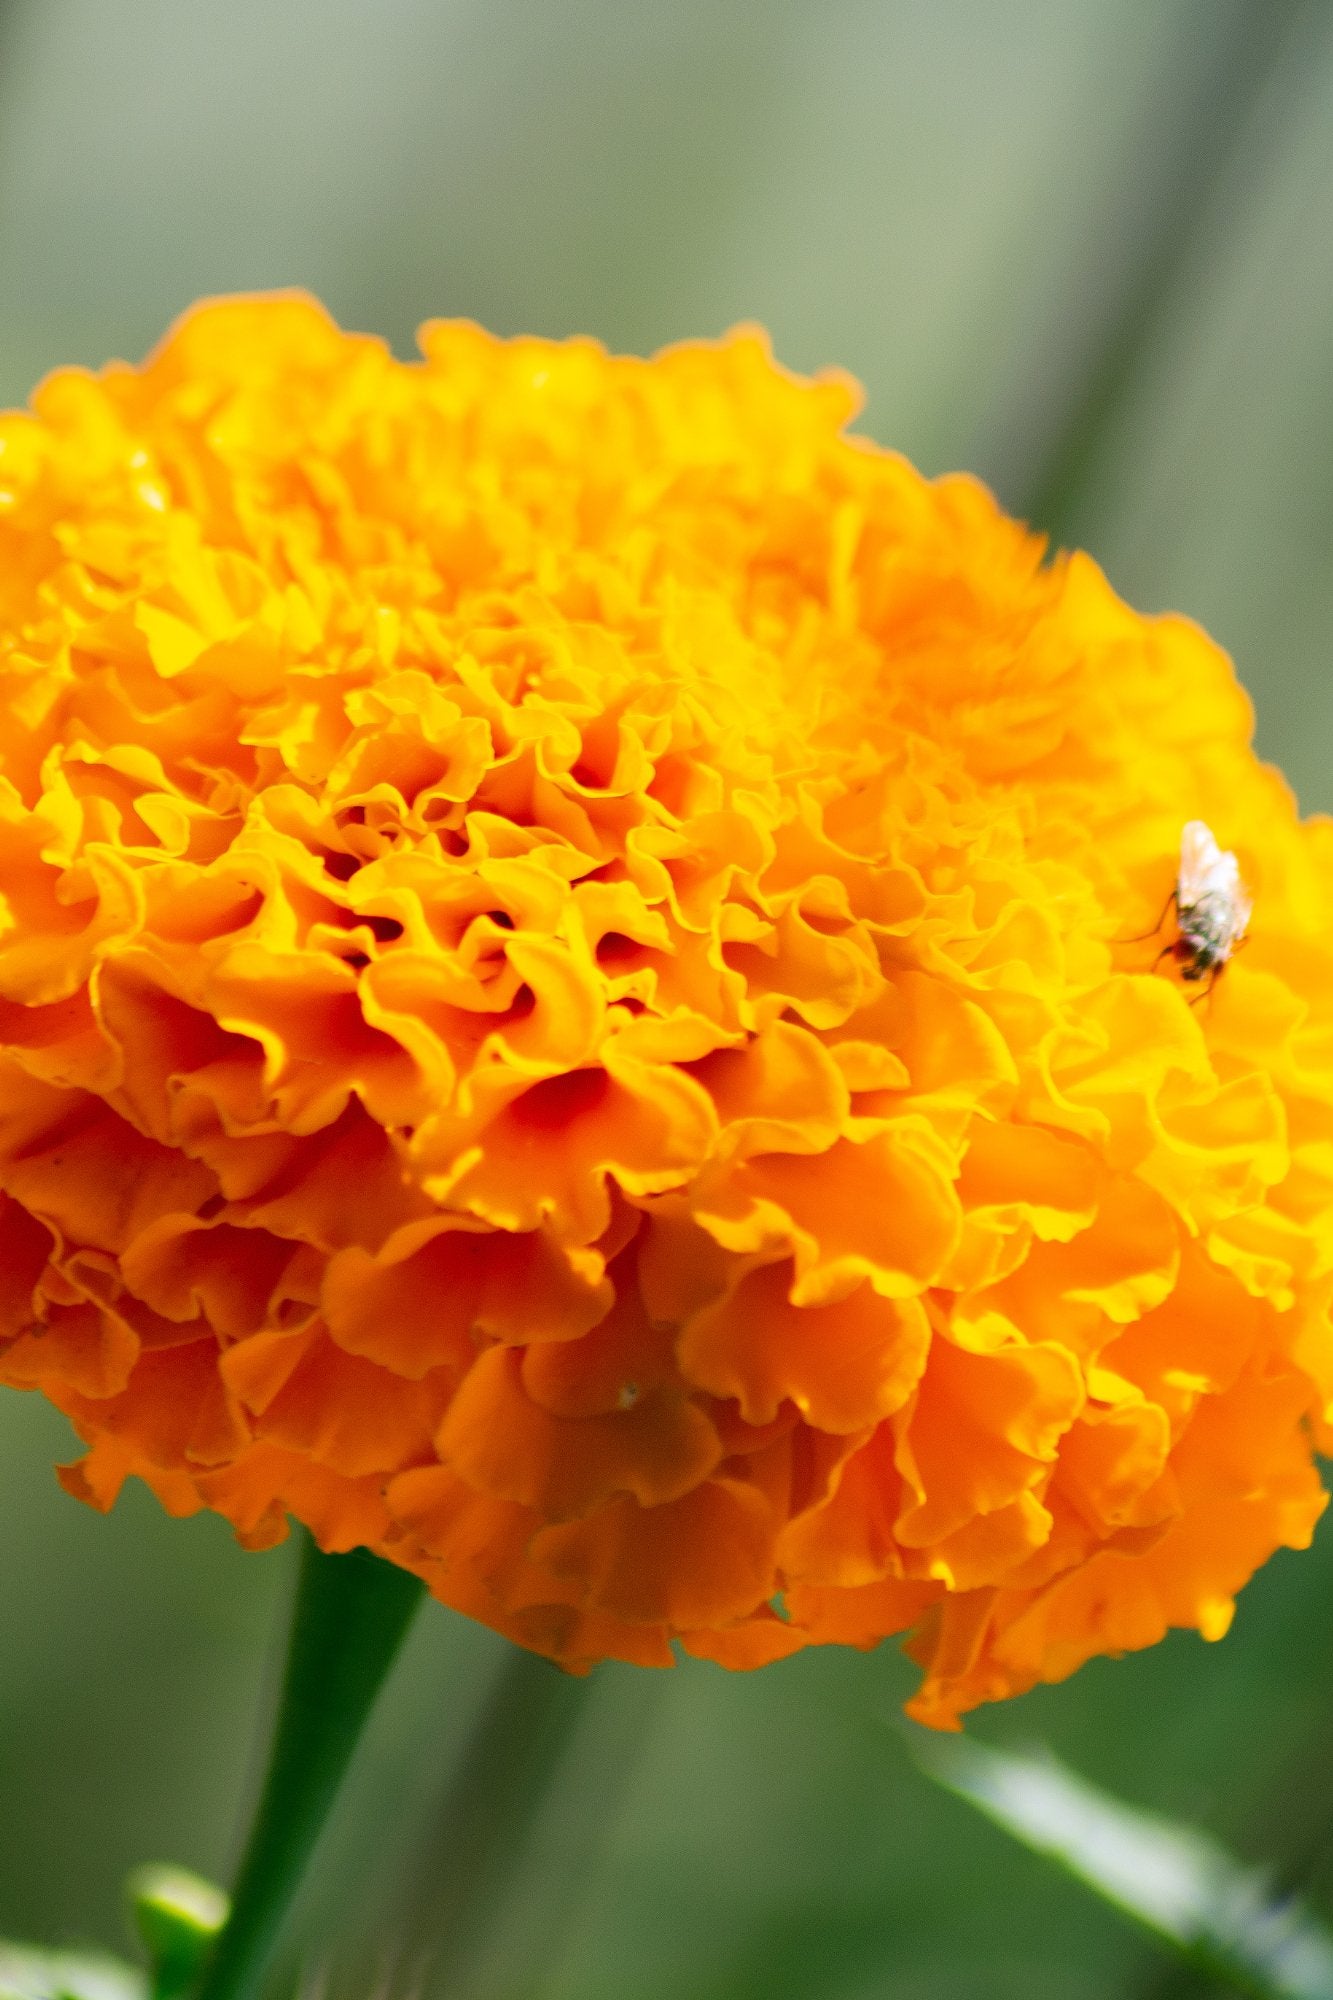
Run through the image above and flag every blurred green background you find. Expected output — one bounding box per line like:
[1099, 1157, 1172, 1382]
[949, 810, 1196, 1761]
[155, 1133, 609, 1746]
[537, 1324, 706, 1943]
[3, 1, 1333, 1994]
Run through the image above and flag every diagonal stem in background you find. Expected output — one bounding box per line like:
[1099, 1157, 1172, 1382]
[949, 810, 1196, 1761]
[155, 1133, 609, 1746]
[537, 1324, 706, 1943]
[1015, 0, 1320, 550]
[389, 1642, 600, 2000]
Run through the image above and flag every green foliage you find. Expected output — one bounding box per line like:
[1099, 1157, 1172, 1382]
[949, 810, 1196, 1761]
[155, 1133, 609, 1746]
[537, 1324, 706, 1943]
[916, 1733, 1333, 2000]
[0, 1943, 143, 2000]
[126, 1867, 227, 2000]
[0, 1864, 227, 2000]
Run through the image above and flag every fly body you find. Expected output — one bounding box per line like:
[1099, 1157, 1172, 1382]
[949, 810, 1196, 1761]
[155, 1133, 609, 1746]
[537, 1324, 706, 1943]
[1169, 819, 1251, 988]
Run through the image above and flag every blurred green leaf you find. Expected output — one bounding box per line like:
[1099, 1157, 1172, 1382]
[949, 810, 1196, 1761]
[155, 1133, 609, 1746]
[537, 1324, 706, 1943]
[0, 1942, 143, 2000]
[915, 1733, 1333, 2000]
[126, 1866, 227, 2000]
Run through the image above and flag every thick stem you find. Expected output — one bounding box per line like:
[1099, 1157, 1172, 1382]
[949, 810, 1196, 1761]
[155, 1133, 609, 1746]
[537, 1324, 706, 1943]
[193, 1532, 425, 2000]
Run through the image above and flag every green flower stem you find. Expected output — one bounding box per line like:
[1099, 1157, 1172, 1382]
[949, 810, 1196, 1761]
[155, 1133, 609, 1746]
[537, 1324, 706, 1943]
[393, 1642, 599, 1998]
[193, 1531, 425, 2000]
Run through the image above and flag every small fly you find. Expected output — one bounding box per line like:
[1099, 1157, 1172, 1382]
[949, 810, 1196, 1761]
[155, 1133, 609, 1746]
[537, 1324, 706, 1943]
[1145, 819, 1251, 997]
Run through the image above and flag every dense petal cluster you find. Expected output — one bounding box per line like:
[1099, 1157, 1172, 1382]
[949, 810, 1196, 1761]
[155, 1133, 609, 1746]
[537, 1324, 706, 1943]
[1, 296, 1331, 1724]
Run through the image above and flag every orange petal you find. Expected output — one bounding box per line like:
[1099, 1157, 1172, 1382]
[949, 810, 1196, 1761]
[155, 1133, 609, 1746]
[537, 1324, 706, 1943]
[681, 1263, 929, 1432]
[437, 1343, 721, 1519]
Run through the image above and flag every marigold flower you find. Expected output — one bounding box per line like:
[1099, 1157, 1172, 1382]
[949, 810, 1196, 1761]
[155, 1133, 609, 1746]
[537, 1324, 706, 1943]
[2, 294, 1331, 1726]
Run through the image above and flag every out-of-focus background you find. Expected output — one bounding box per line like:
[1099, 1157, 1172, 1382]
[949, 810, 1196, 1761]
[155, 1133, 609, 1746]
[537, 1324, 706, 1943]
[3, 2, 1333, 1995]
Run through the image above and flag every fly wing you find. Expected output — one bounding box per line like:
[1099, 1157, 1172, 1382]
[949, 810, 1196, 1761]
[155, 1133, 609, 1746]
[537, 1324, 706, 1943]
[1227, 872, 1254, 945]
[1178, 820, 1225, 905]
[1179, 820, 1251, 947]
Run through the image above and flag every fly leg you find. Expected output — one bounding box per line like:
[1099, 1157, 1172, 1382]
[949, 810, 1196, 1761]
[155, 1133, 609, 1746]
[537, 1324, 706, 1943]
[1121, 888, 1178, 946]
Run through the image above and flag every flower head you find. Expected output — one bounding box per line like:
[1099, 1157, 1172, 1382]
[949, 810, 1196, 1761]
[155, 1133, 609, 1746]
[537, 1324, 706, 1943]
[2, 295, 1331, 1725]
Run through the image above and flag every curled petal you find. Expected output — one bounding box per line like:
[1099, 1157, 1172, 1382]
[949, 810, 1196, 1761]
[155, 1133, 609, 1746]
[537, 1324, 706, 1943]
[437, 1343, 721, 1519]
[528, 1476, 778, 1628]
[323, 1218, 610, 1377]
[680, 1264, 929, 1433]
[414, 1048, 718, 1241]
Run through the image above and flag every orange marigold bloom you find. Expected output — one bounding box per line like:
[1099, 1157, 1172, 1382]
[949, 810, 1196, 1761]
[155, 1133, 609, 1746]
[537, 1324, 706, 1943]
[2, 294, 1331, 1726]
